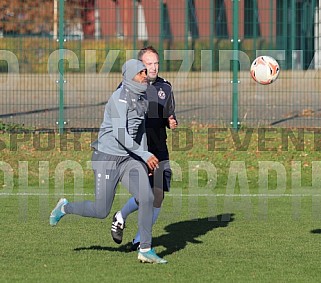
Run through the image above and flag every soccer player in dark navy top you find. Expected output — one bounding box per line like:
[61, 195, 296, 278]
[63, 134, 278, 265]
[111, 46, 177, 250]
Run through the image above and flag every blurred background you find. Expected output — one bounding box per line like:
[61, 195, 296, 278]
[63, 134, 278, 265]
[0, 0, 320, 131]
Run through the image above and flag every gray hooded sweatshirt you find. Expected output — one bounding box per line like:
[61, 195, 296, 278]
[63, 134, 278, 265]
[93, 59, 152, 162]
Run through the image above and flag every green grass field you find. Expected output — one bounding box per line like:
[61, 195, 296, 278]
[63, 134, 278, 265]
[2, 127, 321, 282]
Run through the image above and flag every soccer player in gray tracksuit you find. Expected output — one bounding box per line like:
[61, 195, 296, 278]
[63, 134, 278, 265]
[49, 59, 167, 264]
[111, 46, 177, 251]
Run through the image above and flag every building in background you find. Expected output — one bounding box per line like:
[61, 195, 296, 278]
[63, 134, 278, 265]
[94, 0, 320, 69]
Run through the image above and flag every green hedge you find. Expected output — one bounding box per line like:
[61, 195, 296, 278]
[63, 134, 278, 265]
[0, 37, 273, 73]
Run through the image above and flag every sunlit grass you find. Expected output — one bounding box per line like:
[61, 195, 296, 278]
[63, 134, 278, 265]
[1, 126, 321, 281]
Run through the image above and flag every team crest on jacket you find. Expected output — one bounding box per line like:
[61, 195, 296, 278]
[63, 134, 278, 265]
[158, 88, 166, 99]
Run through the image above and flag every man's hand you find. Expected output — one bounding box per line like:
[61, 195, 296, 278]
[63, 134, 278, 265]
[168, 115, 177, 129]
[147, 155, 159, 171]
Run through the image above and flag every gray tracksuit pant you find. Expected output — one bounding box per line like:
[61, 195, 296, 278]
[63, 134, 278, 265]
[64, 150, 154, 249]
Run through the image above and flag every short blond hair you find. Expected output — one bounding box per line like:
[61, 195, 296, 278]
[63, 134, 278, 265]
[138, 46, 159, 60]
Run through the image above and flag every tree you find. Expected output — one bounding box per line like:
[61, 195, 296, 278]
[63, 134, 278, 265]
[0, 0, 83, 36]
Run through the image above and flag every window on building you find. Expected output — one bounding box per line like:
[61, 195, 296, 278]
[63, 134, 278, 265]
[188, 0, 199, 39]
[161, 3, 172, 40]
[215, 0, 228, 38]
[244, 0, 261, 38]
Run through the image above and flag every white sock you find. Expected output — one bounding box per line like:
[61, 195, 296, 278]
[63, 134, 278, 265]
[140, 248, 151, 253]
[121, 197, 138, 220]
[133, 207, 161, 244]
[115, 211, 124, 224]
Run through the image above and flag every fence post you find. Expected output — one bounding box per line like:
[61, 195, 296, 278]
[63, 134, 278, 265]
[290, 0, 296, 69]
[282, 0, 289, 69]
[231, 0, 240, 131]
[133, 0, 137, 51]
[269, 0, 274, 49]
[253, 0, 258, 51]
[210, 0, 214, 71]
[58, 0, 65, 134]
[185, 0, 189, 50]
[159, 0, 164, 71]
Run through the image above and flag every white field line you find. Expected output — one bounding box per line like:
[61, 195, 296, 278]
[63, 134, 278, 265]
[1, 192, 321, 197]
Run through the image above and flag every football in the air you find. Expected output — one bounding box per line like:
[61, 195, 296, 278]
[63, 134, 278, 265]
[250, 55, 280, 85]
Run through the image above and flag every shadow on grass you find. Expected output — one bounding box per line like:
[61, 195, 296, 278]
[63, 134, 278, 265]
[310, 229, 321, 234]
[74, 213, 235, 256]
[153, 213, 235, 257]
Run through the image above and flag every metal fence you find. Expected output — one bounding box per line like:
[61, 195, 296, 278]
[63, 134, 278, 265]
[0, 0, 320, 132]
